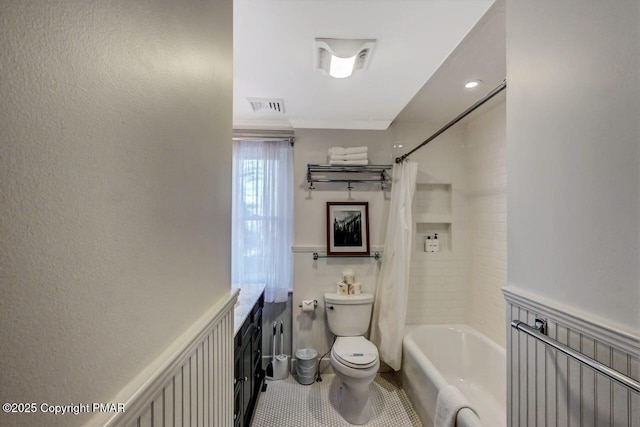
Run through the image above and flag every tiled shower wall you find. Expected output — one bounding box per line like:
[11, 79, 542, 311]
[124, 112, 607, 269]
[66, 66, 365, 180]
[466, 100, 507, 347]
[399, 125, 470, 325]
[398, 97, 507, 347]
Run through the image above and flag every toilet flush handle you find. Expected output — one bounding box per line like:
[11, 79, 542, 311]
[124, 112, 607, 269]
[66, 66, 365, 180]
[327, 305, 334, 310]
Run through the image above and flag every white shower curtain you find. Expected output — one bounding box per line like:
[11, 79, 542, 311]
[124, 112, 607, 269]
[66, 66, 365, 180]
[370, 161, 417, 371]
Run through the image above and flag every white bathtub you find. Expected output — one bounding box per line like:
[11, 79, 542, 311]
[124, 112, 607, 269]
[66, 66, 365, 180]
[400, 325, 506, 427]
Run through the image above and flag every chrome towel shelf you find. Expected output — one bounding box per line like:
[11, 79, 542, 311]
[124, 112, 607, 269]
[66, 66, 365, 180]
[306, 164, 392, 191]
[511, 319, 640, 393]
[313, 251, 381, 261]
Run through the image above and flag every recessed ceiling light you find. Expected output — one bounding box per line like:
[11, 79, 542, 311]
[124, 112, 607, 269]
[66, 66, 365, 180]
[465, 80, 482, 89]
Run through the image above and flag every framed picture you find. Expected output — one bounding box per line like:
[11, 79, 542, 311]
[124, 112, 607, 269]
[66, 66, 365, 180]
[326, 202, 370, 256]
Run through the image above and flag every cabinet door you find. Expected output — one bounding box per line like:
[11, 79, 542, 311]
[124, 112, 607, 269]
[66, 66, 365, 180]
[233, 388, 242, 427]
[252, 316, 263, 399]
[234, 327, 243, 426]
[241, 324, 254, 426]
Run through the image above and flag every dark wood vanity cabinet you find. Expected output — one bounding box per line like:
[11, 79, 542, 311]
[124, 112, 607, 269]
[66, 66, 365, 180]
[234, 292, 264, 427]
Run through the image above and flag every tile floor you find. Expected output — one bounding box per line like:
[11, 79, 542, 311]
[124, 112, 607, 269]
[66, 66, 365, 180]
[251, 373, 422, 426]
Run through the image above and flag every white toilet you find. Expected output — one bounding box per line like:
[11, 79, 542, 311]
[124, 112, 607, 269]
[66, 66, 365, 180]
[324, 292, 380, 425]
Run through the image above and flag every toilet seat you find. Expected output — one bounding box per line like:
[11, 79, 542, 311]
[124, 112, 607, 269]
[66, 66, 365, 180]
[332, 336, 378, 369]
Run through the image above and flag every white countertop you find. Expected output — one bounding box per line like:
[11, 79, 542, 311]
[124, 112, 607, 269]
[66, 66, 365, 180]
[233, 284, 266, 336]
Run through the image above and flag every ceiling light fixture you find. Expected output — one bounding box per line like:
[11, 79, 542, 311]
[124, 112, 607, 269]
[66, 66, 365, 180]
[315, 38, 376, 79]
[465, 80, 482, 89]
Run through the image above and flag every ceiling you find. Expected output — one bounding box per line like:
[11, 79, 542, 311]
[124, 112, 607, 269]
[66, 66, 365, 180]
[394, 0, 505, 126]
[233, 0, 497, 131]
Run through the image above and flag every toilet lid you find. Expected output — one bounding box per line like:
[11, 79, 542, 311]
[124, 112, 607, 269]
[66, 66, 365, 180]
[333, 337, 378, 369]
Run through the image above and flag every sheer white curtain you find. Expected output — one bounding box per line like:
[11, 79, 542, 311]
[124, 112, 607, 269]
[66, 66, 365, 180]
[231, 140, 293, 303]
[370, 161, 418, 371]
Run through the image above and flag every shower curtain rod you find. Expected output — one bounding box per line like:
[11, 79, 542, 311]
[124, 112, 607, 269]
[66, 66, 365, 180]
[395, 79, 507, 164]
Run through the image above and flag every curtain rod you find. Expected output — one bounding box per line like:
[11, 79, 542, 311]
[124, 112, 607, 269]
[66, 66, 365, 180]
[395, 79, 507, 164]
[233, 129, 295, 146]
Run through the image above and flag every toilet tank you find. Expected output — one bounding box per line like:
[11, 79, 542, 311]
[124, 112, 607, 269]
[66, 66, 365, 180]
[324, 293, 374, 337]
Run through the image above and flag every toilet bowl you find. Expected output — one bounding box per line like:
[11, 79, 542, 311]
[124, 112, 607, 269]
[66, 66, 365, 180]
[324, 293, 379, 425]
[330, 336, 380, 425]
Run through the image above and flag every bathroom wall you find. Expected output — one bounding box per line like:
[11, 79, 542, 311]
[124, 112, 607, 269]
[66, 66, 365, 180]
[506, 0, 639, 424]
[292, 128, 391, 361]
[0, 2, 233, 426]
[378, 0, 508, 348]
[288, 100, 507, 368]
[507, 0, 639, 332]
[388, 94, 507, 348]
[465, 98, 507, 347]
[290, 104, 508, 361]
[389, 121, 471, 326]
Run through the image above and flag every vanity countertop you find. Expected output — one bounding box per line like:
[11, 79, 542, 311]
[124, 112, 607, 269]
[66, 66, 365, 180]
[233, 283, 266, 337]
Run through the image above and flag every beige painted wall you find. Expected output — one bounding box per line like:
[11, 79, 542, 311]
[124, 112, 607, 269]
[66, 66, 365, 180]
[507, 0, 640, 331]
[0, 1, 233, 426]
[292, 129, 391, 359]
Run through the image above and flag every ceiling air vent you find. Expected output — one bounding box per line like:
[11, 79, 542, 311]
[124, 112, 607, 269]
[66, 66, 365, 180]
[247, 98, 285, 114]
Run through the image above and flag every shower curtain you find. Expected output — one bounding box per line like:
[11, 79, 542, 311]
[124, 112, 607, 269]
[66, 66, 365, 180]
[370, 161, 417, 371]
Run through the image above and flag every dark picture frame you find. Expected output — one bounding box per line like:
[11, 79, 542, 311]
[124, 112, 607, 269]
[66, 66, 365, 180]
[326, 202, 370, 256]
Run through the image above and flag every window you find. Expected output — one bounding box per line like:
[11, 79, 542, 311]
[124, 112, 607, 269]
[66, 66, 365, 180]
[231, 140, 293, 303]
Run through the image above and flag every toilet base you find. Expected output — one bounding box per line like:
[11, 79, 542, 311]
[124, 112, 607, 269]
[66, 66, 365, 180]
[337, 380, 372, 425]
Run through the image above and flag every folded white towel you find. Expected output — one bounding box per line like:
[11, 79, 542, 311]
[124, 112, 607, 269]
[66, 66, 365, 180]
[345, 146, 368, 154]
[329, 159, 369, 166]
[328, 147, 347, 155]
[330, 153, 368, 161]
[434, 385, 478, 427]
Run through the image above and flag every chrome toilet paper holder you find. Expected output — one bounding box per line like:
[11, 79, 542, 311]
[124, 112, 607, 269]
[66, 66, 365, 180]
[299, 300, 318, 309]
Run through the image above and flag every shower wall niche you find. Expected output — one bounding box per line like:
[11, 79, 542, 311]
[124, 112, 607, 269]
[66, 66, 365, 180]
[414, 183, 452, 252]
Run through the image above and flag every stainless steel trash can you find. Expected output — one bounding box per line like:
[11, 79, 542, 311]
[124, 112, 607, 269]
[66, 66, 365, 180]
[295, 348, 318, 385]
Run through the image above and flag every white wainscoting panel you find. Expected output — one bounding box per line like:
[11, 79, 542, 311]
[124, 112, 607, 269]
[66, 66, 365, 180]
[504, 287, 639, 427]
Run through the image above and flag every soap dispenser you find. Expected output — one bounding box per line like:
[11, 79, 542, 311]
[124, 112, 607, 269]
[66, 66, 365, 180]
[432, 233, 440, 252]
[424, 235, 431, 252]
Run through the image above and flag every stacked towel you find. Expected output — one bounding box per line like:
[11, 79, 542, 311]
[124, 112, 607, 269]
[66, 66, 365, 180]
[327, 146, 369, 165]
[329, 159, 368, 165]
[434, 385, 478, 427]
[330, 153, 368, 161]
